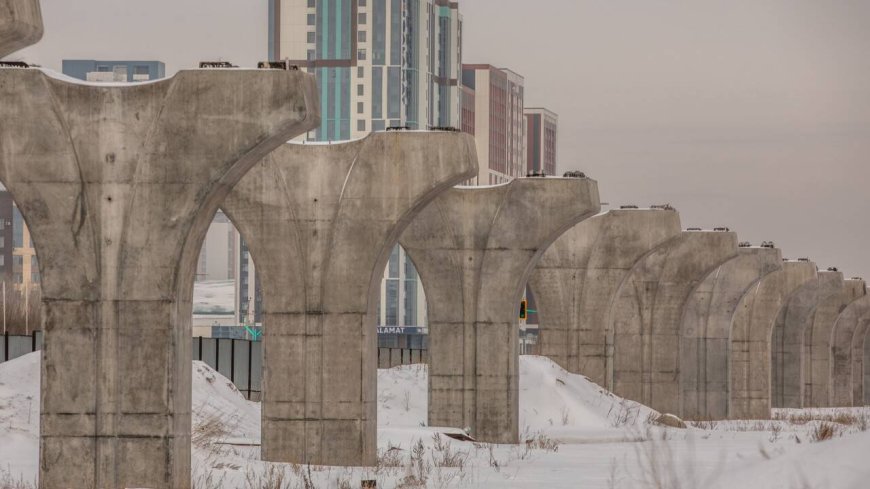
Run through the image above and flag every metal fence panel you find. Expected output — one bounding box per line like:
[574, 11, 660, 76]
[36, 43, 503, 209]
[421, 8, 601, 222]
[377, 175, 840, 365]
[250, 341, 262, 401]
[233, 339, 250, 397]
[216, 338, 233, 380]
[201, 338, 217, 367]
[8, 335, 34, 361]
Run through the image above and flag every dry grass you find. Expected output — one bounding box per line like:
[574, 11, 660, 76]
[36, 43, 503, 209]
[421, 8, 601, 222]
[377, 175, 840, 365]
[773, 410, 868, 427]
[809, 423, 836, 443]
[0, 283, 42, 336]
[0, 466, 35, 489]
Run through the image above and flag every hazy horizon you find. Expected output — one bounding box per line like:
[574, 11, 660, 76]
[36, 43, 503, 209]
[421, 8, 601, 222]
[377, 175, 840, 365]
[9, 0, 870, 278]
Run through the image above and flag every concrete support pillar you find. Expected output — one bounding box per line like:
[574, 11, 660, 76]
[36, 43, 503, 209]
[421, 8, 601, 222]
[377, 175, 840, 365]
[399, 177, 600, 443]
[0, 0, 43, 58]
[804, 277, 865, 407]
[771, 270, 840, 408]
[830, 294, 870, 406]
[851, 319, 869, 406]
[0, 68, 318, 488]
[865, 331, 870, 405]
[221, 132, 477, 466]
[609, 230, 737, 415]
[527, 208, 681, 385]
[680, 247, 782, 420]
[729, 261, 816, 419]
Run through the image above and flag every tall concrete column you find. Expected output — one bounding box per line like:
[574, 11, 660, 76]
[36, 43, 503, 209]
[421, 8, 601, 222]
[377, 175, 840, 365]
[679, 246, 782, 420]
[222, 132, 477, 466]
[0, 0, 43, 57]
[851, 319, 869, 406]
[865, 331, 870, 405]
[527, 208, 682, 385]
[609, 230, 737, 415]
[829, 293, 870, 406]
[0, 68, 318, 488]
[730, 260, 817, 419]
[771, 269, 841, 408]
[804, 277, 865, 407]
[400, 177, 600, 443]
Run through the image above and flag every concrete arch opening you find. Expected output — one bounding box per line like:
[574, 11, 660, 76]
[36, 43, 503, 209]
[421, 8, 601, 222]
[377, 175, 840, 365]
[375, 243, 429, 361]
[0, 192, 43, 338]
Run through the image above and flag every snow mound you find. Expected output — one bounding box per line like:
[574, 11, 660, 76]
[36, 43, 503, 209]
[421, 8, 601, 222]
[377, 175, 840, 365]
[711, 428, 870, 489]
[192, 361, 260, 443]
[376, 355, 655, 443]
[0, 352, 39, 481]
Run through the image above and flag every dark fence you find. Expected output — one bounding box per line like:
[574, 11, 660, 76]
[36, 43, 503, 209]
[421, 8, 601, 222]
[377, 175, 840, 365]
[0, 334, 486, 401]
[192, 336, 263, 400]
[377, 347, 427, 368]
[0, 331, 43, 362]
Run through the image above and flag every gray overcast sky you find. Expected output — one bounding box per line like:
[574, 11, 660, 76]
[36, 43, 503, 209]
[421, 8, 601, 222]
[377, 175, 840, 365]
[11, 0, 870, 278]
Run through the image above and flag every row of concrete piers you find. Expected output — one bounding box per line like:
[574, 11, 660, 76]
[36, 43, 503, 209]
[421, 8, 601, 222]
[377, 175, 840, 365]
[3, 3, 868, 488]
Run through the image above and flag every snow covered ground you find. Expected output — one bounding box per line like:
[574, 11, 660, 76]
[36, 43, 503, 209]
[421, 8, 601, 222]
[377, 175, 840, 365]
[2, 352, 870, 488]
[193, 279, 235, 315]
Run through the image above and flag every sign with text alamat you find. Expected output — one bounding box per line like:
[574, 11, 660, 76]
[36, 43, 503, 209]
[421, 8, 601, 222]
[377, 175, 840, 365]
[376, 327, 425, 335]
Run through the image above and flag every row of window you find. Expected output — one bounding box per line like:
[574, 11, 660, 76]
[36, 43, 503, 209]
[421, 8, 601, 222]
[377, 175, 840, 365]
[308, 12, 369, 27]
[307, 0, 369, 9]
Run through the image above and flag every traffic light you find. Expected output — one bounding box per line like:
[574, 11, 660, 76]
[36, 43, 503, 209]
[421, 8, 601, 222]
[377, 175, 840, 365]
[519, 299, 527, 320]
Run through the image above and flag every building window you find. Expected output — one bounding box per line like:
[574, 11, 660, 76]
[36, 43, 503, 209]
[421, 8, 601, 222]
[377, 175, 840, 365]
[357, 66, 364, 78]
[307, 31, 316, 43]
[357, 102, 364, 114]
[96, 65, 110, 72]
[359, 0, 367, 6]
[357, 49, 367, 61]
[134, 65, 149, 75]
[358, 13, 367, 24]
[307, 13, 316, 25]
[357, 120, 366, 131]
[358, 30, 366, 43]
[307, 0, 316, 7]
[357, 84, 364, 96]
[307, 49, 316, 60]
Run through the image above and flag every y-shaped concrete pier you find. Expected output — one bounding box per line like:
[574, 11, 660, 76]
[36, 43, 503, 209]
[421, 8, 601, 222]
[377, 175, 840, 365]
[851, 319, 870, 406]
[804, 277, 865, 407]
[0, 0, 43, 58]
[829, 292, 870, 406]
[528, 208, 682, 386]
[0, 67, 318, 488]
[772, 269, 842, 408]
[399, 177, 600, 443]
[609, 229, 737, 415]
[730, 260, 817, 419]
[679, 246, 782, 420]
[222, 132, 477, 466]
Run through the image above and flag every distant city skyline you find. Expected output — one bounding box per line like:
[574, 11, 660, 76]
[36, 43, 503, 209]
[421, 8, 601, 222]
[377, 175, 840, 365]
[6, 0, 870, 278]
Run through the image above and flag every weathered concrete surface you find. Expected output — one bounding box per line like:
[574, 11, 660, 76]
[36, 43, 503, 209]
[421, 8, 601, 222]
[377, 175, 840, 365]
[400, 177, 600, 443]
[680, 247, 782, 420]
[0, 0, 43, 58]
[527, 208, 682, 386]
[609, 230, 738, 414]
[804, 277, 865, 407]
[730, 261, 817, 419]
[851, 319, 869, 406]
[830, 293, 870, 406]
[771, 270, 841, 408]
[0, 68, 318, 488]
[222, 133, 477, 466]
[865, 328, 870, 405]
